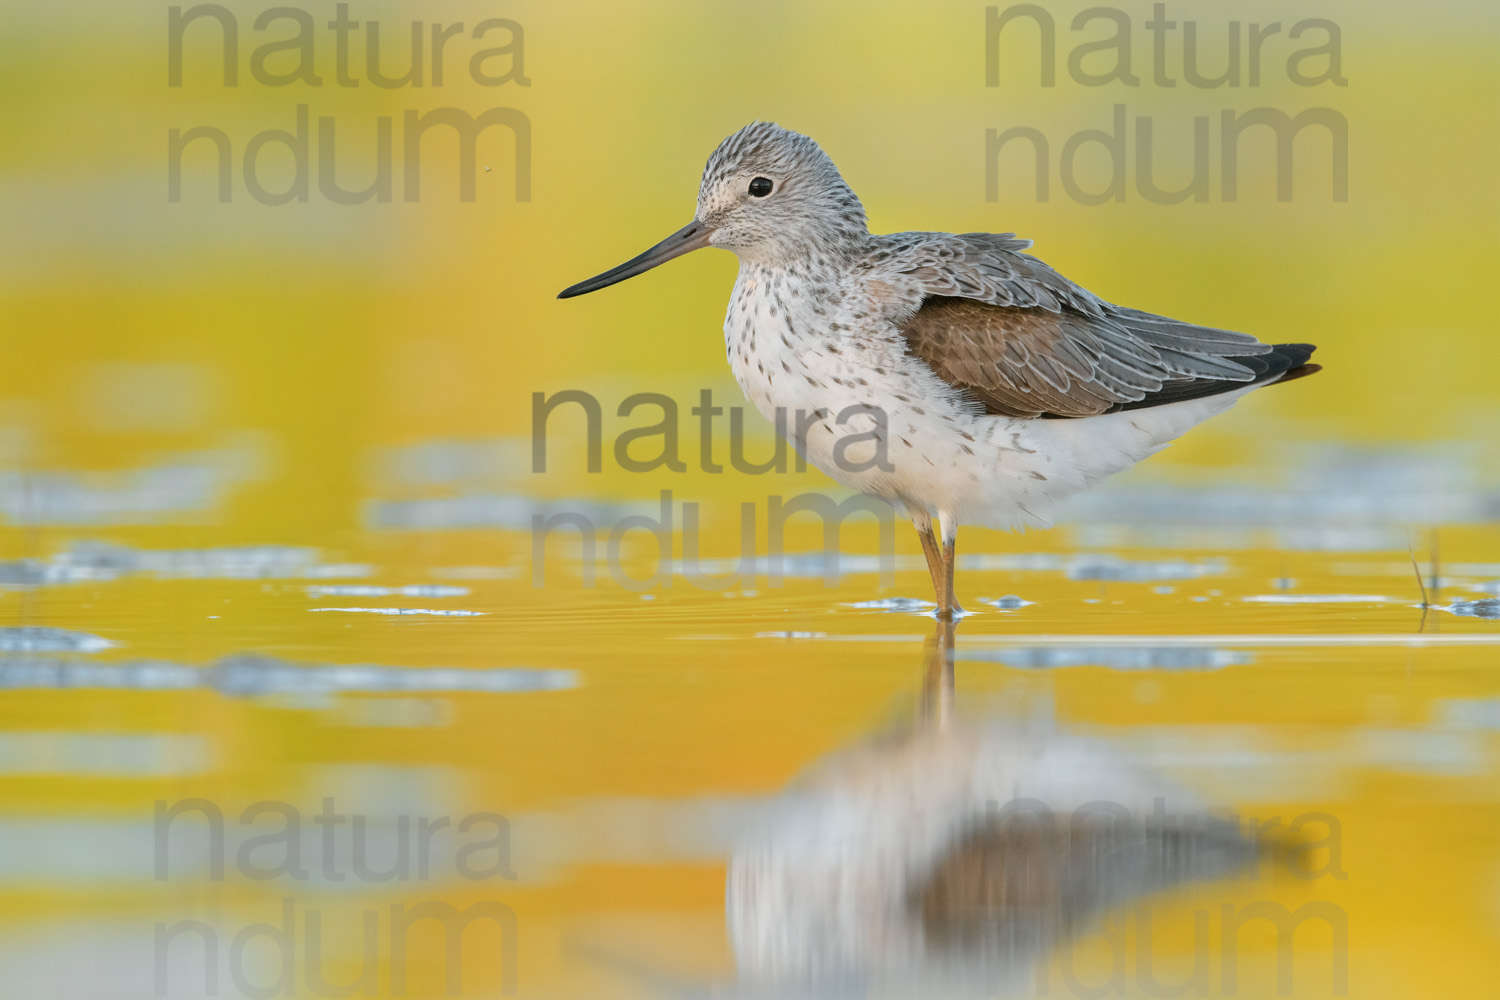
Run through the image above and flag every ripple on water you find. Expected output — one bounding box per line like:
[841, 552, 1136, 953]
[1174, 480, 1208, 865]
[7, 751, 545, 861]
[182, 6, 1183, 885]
[981, 595, 1035, 610]
[0, 541, 370, 585]
[843, 597, 936, 614]
[0, 627, 115, 653]
[958, 552, 1223, 582]
[305, 584, 470, 598]
[961, 645, 1250, 671]
[1243, 594, 1398, 604]
[1443, 598, 1500, 620]
[1065, 555, 1226, 582]
[0, 653, 576, 696]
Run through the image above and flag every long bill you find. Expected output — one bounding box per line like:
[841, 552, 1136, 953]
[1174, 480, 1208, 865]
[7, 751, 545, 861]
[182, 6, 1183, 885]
[557, 220, 714, 299]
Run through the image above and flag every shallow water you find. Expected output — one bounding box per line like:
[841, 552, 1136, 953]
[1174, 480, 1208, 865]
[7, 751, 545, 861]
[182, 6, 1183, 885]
[6, 1, 1500, 992]
[2, 499, 1498, 998]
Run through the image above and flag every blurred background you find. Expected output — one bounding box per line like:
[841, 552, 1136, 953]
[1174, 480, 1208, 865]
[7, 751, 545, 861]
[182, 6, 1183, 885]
[1, 1, 1498, 997]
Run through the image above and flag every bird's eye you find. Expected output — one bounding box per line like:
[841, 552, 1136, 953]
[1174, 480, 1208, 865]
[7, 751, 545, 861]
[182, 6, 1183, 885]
[748, 177, 774, 197]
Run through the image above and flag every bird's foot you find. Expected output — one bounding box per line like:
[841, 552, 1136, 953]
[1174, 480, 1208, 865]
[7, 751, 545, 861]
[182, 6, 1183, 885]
[934, 600, 967, 622]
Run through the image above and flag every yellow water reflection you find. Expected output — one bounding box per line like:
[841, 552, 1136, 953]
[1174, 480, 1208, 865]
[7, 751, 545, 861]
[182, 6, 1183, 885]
[4, 0, 1500, 996]
[3, 546, 1499, 996]
[730, 621, 1286, 997]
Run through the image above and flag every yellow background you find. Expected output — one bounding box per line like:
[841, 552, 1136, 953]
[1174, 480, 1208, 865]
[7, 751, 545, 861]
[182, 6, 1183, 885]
[1, 1, 1498, 997]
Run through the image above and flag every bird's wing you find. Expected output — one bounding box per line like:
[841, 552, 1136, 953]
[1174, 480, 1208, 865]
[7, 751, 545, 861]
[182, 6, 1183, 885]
[881, 233, 1302, 419]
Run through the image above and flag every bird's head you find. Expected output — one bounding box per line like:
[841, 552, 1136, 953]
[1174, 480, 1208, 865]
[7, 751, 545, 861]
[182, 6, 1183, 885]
[695, 121, 868, 261]
[559, 122, 867, 299]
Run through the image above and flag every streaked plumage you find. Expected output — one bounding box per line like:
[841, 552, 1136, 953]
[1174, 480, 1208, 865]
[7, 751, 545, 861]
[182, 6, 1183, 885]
[560, 122, 1321, 617]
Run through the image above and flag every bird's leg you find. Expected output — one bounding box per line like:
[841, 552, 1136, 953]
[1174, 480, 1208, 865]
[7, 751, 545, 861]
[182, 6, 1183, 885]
[913, 513, 945, 608]
[938, 513, 964, 620]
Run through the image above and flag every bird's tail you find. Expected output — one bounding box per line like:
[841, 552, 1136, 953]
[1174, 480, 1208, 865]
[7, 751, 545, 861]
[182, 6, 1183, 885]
[1116, 342, 1320, 411]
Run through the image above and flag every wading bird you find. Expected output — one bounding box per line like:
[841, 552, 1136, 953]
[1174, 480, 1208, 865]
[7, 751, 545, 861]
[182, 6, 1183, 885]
[560, 122, 1319, 618]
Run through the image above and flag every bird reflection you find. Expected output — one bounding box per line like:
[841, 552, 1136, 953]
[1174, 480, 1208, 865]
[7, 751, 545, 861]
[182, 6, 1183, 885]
[726, 620, 1266, 998]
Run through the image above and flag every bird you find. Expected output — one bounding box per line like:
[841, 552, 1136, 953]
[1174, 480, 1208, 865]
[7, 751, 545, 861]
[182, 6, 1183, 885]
[559, 122, 1320, 619]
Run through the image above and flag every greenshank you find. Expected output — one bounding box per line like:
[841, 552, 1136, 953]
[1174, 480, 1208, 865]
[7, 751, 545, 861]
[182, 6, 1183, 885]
[560, 122, 1320, 618]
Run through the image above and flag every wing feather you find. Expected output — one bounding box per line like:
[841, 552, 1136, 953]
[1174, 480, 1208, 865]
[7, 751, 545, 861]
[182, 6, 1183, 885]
[881, 233, 1314, 419]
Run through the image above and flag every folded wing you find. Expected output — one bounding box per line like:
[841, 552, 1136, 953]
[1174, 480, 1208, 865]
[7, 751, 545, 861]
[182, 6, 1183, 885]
[890, 233, 1317, 419]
